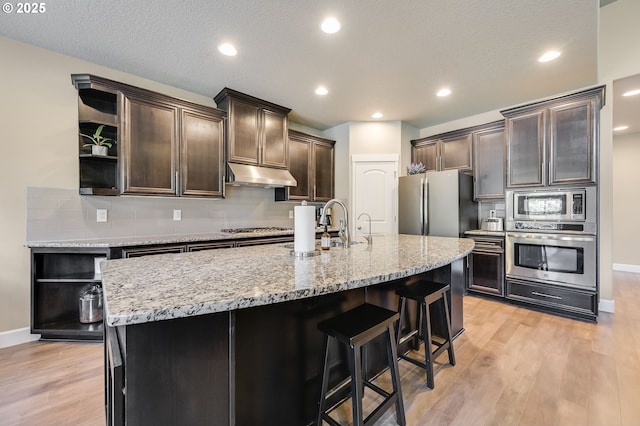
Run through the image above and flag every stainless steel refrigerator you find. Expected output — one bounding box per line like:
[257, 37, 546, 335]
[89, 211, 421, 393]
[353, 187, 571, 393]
[398, 169, 477, 237]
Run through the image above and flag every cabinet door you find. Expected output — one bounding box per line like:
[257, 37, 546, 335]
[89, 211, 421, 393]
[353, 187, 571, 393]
[506, 111, 545, 187]
[286, 135, 312, 200]
[412, 141, 439, 172]
[313, 141, 335, 201]
[440, 134, 472, 171]
[469, 249, 504, 296]
[473, 127, 505, 199]
[548, 99, 596, 185]
[180, 108, 225, 197]
[122, 95, 178, 195]
[261, 109, 288, 168]
[228, 99, 260, 165]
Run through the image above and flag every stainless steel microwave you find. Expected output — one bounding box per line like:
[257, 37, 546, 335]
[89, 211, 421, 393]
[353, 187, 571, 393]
[506, 187, 597, 234]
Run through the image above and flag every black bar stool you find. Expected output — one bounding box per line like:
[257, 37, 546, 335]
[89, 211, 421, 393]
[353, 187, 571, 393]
[395, 280, 455, 389]
[317, 303, 406, 426]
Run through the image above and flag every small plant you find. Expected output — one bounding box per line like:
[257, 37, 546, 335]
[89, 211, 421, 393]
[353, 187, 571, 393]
[80, 125, 115, 148]
[407, 162, 426, 175]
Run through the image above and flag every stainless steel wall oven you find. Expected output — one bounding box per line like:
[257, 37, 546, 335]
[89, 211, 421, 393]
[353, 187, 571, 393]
[505, 186, 597, 291]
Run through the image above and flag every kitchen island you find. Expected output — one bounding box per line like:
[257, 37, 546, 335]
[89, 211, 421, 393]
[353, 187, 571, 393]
[101, 234, 474, 426]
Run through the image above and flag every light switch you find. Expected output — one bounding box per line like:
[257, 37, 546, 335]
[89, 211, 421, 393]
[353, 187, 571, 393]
[288, 210, 294, 219]
[96, 209, 108, 223]
[173, 210, 182, 221]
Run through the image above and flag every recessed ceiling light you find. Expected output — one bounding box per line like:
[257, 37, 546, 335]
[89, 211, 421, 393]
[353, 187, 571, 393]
[315, 86, 329, 96]
[218, 43, 237, 56]
[321, 17, 341, 34]
[372, 112, 383, 119]
[614, 125, 629, 131]
[622, 89, 640, 97]
[538, 50, 561, 62]
[436, 88, 451, 97]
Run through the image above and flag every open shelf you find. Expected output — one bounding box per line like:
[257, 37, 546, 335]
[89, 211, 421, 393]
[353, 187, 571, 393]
[34, 319, 103, 340]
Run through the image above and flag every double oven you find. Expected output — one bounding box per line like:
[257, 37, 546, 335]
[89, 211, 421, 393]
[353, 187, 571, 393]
[505, 186, 597, 291]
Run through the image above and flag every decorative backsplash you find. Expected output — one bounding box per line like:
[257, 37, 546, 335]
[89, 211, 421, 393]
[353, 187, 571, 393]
[26, 186, 297, 242]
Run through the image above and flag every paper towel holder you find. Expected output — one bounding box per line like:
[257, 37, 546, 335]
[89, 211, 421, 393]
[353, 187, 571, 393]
[290, 249, 321, 258]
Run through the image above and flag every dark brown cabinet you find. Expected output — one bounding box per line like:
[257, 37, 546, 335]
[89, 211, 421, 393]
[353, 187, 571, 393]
[31, 248, 109, 340]
[180, 108, 225, 197]
[472, 123, 505, 199]
[214, 88, 291, 170]
[121, 94, 178, 195]
[73, 75, 121, 195]
[411, 133, 472, 172]
[466, 235, 504, 297]
[72, 74, 226, 198]
[275, 130, 335, 202]
[502, 86, 604, 188]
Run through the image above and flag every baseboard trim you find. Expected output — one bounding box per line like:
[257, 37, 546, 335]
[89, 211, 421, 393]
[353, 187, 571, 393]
[599, 299, 615, 314]
[0, 327, 40, 349]
[613, 263, 640, 273]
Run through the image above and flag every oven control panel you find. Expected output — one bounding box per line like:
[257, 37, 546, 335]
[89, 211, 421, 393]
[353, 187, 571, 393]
[514, 222, 584, 232]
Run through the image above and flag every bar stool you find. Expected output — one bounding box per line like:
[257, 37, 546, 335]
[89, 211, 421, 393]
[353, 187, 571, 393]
[317, 303, 406, 426]
[395, 280, 455, 389]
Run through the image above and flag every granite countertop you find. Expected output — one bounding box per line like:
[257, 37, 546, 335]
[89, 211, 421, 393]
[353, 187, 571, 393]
[25, 228, 337, 248]
[101, 234, 474, 327]
[464, 229, 505, 237]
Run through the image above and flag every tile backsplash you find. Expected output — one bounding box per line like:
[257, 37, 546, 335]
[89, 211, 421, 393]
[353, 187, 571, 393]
[478, 200, 506, 221]
[26, 186, 302, 242]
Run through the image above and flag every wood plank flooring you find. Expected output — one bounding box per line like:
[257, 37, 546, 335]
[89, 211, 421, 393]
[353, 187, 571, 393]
[1, 272, 639, 426]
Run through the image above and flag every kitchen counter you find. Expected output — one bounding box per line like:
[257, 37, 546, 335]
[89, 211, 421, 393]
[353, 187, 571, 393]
[25, 228, 337, 248]
[103, 234, 473, 425]
[464, 229, 505, 237]
[101, 234, 474, 326]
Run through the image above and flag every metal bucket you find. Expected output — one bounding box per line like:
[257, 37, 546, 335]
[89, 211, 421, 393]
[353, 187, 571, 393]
[79, 285, 103, 324]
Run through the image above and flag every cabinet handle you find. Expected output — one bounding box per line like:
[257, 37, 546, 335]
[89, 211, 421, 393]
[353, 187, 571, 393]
[175, 171, 179, 192]
[313, 185, 316, 200]
[531, 291, 562, 300]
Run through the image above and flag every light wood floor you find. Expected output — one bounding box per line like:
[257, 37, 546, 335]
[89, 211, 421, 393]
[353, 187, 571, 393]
[2, 272, 640, 426]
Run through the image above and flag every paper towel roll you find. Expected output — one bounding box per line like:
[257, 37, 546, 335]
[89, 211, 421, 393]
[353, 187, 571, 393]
[294, 205, 316, 253]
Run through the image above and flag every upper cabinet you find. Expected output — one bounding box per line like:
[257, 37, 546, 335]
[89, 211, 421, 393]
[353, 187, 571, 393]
[502, 86, 604, 188]
[72, 74, 226, 198]
[275, 130, 335, 202]
[214, 88, 291, 170]
[473, 122, 506, 200]
[411, 132, 472, 172]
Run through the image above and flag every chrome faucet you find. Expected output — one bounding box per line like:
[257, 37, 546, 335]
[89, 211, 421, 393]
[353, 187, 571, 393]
[357, 213, 373, 245]
[319, 199, 350, 248]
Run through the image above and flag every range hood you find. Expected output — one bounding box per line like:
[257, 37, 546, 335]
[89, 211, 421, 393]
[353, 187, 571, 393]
[226, 162, 297, 188]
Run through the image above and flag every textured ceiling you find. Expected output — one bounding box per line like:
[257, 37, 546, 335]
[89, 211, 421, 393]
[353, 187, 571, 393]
[0, 0, 600, 130]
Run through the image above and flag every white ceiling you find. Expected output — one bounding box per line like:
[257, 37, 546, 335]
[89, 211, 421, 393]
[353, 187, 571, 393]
[0, 0, 605, 130]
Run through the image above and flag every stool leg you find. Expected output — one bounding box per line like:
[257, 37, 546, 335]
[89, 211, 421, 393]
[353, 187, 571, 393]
[386, 325, 406, 426]
[421, 300, 435, 389]
[396, 296, 405, 347]
[317, 335, 331, 426]
[348, 343, 365, 426]
[442, 292, 456, 366]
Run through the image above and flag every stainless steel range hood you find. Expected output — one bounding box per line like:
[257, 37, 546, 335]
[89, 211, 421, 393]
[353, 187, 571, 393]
[226, 162, 297, 188]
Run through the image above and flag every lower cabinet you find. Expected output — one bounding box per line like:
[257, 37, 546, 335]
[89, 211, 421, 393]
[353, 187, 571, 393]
[466, 235, 504, 297]
[105, 313, 231, 425]
[505, 278, 597, 321]
[31, 248, 109, 341]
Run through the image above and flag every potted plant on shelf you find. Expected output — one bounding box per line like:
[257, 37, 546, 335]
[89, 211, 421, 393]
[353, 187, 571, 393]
[80, 125, 115, 156]
[407, 162, 426, 175]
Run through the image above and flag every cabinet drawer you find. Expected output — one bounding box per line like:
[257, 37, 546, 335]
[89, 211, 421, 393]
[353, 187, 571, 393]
[506, 279, 596, 318]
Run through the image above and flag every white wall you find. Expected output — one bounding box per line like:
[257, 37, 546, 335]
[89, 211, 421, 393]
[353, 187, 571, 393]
[0, 36, 314, 334]
[598, 0, 640, 299]
[612, 132, 640, 266]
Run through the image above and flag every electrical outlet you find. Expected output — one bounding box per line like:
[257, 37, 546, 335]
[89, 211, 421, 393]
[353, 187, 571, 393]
[288, 210, 294, 219]
[96, 209, 108, 223]
[173, 210, 182, 221]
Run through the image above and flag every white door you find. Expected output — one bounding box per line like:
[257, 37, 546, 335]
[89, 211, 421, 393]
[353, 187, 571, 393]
[352, 155, 398, 237]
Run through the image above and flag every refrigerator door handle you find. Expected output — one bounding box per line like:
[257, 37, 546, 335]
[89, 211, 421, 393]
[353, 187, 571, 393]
[423, 178, 429, 235]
